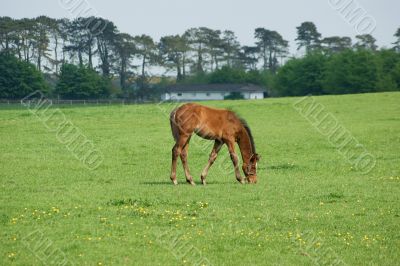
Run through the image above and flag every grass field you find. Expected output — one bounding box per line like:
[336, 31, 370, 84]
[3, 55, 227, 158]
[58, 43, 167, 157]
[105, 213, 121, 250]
[0, 92, 399, 265]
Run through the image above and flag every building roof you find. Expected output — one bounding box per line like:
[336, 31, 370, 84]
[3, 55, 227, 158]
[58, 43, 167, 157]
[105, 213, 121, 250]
[165, 83, 265, 93]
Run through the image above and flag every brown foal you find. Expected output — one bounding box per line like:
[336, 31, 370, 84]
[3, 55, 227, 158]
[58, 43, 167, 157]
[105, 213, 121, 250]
[169, 103, 260, 185]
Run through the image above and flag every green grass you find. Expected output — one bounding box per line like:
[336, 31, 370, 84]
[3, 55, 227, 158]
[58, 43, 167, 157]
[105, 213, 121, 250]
[0, 92, 399, 265]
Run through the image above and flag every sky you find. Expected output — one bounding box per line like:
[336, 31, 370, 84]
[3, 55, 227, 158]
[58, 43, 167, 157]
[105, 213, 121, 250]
[1, 0, 399, 57]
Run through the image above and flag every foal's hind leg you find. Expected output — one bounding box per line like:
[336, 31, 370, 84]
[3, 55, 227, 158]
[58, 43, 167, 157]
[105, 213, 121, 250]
[170, 142, 179, 185]
[200, 140, 223, 185]
[180, 137, 195, 186]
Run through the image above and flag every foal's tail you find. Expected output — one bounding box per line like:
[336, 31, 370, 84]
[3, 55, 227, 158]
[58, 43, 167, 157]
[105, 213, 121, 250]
[170, 108, 180, 141]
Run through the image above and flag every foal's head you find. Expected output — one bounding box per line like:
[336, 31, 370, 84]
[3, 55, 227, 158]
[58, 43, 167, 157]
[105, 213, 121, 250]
[243, 153, 260, 184]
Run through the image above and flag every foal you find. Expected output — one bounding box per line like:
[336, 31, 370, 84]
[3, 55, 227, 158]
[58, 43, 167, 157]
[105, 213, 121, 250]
[170, 103, 260, 185]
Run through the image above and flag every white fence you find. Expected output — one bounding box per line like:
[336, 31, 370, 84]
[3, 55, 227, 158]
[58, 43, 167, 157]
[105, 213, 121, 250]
[0, 99, 156, 106]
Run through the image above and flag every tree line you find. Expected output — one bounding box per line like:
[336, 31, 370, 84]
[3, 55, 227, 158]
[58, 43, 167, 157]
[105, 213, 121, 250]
[0, 16, 399, 99]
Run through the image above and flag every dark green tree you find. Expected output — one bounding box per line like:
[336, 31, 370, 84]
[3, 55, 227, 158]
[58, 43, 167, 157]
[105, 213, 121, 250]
[274, 52, 326, 96]
[95, 18, 118, 77]
[0, 17, 15, 54]
[12, 18, 36, 63]
[295, 22, 321, 54]
[209, 66, 246, 84]
[209, 66, 264, 85]
[222, 30, 241, 67]
[134, 34, 157, 80]
[158, 35, 189, 81]
[393, 28, 400, 52]
[63, 18, 87, 67]
[255, 28, 288, 72]
[46, 18, 63, 73]
[205, 28, 224, 71]
[239, 46, 259, 70]
[114, 33, 136, 95]
[322, 36, 352, 54]
[354, 34, 378, 51]
[376, 49, 400, 91]
[34, 16, 54, 71]
[184, 27, 210, 74]
[323, 49, 378, 94]
[56, 64, 110, 99]
[0, 52, 49, 98]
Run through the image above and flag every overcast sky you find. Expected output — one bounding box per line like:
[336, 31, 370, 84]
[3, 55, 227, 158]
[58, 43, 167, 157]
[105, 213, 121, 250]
[1, 0, 399, 56]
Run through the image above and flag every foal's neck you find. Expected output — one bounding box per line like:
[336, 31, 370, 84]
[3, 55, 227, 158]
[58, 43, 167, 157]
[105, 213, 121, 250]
[237, 127, 253, 164]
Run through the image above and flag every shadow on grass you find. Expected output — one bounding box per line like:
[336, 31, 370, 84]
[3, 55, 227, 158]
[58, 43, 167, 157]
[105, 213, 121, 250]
[140, 181, 173, 185]
[140, 180, 237, 186]
[269, 163, 297, 170]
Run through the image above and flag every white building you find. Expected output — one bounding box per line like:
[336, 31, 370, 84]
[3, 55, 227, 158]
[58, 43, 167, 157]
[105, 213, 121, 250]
[161, 84, 265, 101]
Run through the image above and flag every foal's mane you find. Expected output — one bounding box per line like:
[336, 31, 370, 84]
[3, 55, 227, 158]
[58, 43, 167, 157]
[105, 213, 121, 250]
[238, 116, 256, 155]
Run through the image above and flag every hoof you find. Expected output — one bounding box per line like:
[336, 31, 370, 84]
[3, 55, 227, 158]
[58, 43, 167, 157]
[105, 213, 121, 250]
[187, 180, 196, 186]
[237, 179, 245, 184]
[172, 179, 178, 185]
[200, 175, 206, 186]
[246, 177, 257, 184]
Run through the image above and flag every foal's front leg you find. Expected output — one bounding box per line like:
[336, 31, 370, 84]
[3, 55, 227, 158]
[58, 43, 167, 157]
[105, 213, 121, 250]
[200, 140, 223, 185]
[226, 141, 245, 184]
